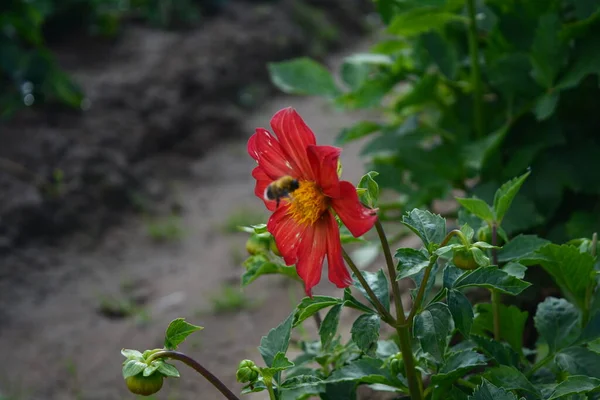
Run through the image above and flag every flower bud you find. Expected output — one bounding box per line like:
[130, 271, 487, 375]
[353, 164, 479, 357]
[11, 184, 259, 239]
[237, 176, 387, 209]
[477, 225, 491, 243]
[452, 248, 478, 270]
[125, 372, 164, 396]
[270, 238, 282, 257]
[236, 360, 260, 383]
[246, 236, 270, 255]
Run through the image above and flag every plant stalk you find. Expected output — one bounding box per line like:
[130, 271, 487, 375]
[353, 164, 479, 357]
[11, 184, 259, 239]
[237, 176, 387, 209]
[266, 381, 277, 400]
[147, 351, 240, 400]
[466, 0, 484, 138]
[491, 223, 501, 340]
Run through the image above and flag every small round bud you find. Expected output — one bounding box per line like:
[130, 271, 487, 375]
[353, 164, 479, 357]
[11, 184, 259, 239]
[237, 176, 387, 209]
[477, 226, 491, 243]
[236, 360, 260, 383]
[270, 238, 282, 257]
[125, 373, 164, 396]
[453, 248, 478, 270]
[246, 236, 270, 255]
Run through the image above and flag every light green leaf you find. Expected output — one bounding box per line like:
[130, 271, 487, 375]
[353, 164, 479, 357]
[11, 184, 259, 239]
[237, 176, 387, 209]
[353, 270, 390, 312]
[534, 297, 581, 353]
[325, 358, 397, 386]
[268, 58, 340, 97]
[351, 314, 381, 356]
[493, 171, 531, 224]
[454, 266, 531, 296]
[414, 302, 453, 363]
[157, 361, 180, 378]
[456, 198, 495, 222]
[432, 350, 487, 385]
[388, 8, 467, 37]
[547, 375, 600, 400]
[461, 224, 475, 242]
[534, 92, 559, 121]
[468, 379, 519, 400]
[164, 318, 204, 350]
[502, 262, 527, 279]
[484, 366, 541, 398]
[294, 296, 343, 326]
[472, 304, 528, 354]
[448, 289, 474, 337]
[122, 359, 147, 379]
[402, 209, 446, 252]
[396, 248, 430, 279]
[358, 171, 380, 208]
[319, 304, 342, 350]
[262, 352, 295, 379]
[242, 256, 300, 286]
[281, 375, 324, 389]
[143, 362, 160, 377]
[556, 346, 600, 379]
[259, 312, 294, 367]
[497, 235, 549, 263]
[121, 349, 144, 361]
[335, 121, 381, 145]
[470, 247, 490, 267]
[341, 53, 393, 90]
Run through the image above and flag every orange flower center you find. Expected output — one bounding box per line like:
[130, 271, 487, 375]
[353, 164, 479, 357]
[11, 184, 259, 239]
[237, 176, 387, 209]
[287, 180, 329, 226]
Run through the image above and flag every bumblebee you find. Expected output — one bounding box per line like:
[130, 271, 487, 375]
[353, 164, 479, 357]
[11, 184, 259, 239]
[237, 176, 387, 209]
[264, 175, 299, 207]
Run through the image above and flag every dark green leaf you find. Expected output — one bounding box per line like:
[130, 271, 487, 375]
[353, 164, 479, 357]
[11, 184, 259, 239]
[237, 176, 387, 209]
[326, 358, 395, 386]
[343, 288, 375, 314]
[402, 209, 446, 252]
[396, 248, 430, 279]
[448, 289, 474, 337]
[262, 352, 295, 379]
[468, 379, 519, 400]
[484, 366, 541, 398]
[556, 346, 600, 379]
[242, 256, 299, 286]
[259, 312, 294, 367]
[376, 340, 400, 359]
[456, 198, 495, 222]
[336, 121, 381, 145]
[444, 263, 465, 289]
[157, 361, 180, 378]
[294, 296, 343, 326]
[579, 311, 600, 343]
[547, 375, 600, 400]
[534, 92, 559, 121]
[454, 266, 531, 296]
[530, 13, 567, 88]
[388, 8, 467, 36]
[341, 53, 393, 90]
[358, 171, 380, 208]
[268, 58, 340, 97]
[472, 304, 528, 354]
[431, 350, 487, 385]
[414, 302, 453, 362]
[497, 235, 549, 263]
[493, 171, 531, 224]
[351, 314, 381, 356]
[421, 31, 458, 79]
[534, 297, 581, 353]
[164, 318, 203, 350]
[353, 270, 390, 312]
[463, 125, 510, 172]
[557, 34, 600, 89]
[471, 334, 520, 367]
[320, 304, 342, 350]
[122, 359, 147, 379]
[281, 375, 324, 389]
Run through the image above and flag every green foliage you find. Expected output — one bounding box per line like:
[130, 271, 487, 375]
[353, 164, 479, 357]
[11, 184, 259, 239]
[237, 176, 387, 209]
[164, 318, 203, 350]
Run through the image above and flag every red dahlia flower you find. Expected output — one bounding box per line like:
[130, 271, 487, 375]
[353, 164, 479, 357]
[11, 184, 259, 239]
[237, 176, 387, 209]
[248, 107, 377, 295]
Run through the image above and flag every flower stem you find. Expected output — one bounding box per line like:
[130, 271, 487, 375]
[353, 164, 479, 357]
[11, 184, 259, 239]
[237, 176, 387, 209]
[266, 381, 277, 400]
[147, 351, 240, 400]
[342, 247, 396, 325]
[466, 0, 484, 138]
[491, 223, 501, 341]
[527, 353, 554, 378]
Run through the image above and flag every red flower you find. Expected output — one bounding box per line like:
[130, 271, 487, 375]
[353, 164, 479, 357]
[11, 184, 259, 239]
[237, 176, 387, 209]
[248, 107, 377, 295]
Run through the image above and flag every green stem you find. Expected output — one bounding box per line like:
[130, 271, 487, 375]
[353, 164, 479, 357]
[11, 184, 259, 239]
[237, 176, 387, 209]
[466, 0, 484, 138]
[342, 247, 396, 325]
[457, 378, 477, 390]
[527, 354, 554, 378]
[491, 223, 501, 340]
[266, 380, 277, 400]
[583, 232, 598, 325]
[147, 351, 240, 400]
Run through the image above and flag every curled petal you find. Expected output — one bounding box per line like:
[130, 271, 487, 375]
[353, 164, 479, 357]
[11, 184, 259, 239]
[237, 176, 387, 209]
[267, 205, 306, 265]
[252, 166, 276, 211]
[295, 219, 327, 296]
[249, 128, 297, 179]
[331, 181, 377, 237]
[324, 211, 352, 288]
[270, 108, 316, 180]
[307, 145, 341, 198]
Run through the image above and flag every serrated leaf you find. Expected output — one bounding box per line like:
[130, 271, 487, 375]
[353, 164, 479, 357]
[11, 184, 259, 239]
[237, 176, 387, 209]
[472, 304, 528, 354]
[502, 262, 527, 279]
[325, 358, 396, 386]
[556, 346, 600, 379]
[164, 318, 203, 350]
[484, 366, 541, 398]
[268, 58, 340, 97]
[454, 266, 531, 296]
[281, 375, 324, 389]
[431, 350, 487, 385]
[471, 334, 520, 367]
[448, 289, 474, 337]
[294, 296, 343, 326]
[123, 359, 147, 379]
[336, 121, 381, 145]
[262, 352, 295, 379]
[351, 314, 381, 356]
[456, 198, 495, 222]
[402, 209, 446, 252]
[396, 248, 430, 279]
[444, 263, 465, 289]
[493, 171, 531, 223]
[259, 312, 294, 367]
[414, 302, 453, 363]
[534, 297, 581, 353]
[547, 375, 600, 400]
[353, 270, 390, 312]
[497, 235, 549, 263]
[468, 379, 519, 400]
[343, 288, 374, 314]
[157, 361, 180, 378]
[121, 349, 144, 361]
[358, 171, 380, 208]
[320, 304, 342, 350]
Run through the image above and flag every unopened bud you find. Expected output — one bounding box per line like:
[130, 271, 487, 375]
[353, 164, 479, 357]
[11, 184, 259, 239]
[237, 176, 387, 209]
[236, 360, 260, 383]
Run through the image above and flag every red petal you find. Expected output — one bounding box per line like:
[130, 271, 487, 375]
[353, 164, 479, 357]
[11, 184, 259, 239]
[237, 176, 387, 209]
[324, 211, 352, 288]
[252, 166, 276, 211]
[307, 145, 341, 198]
[331, 181, 378, 237]
[248, 133, 259, 162]
[270, 108, 316, 180]
[267, 205, 306, 265]
[295, 220, 327, 296]
[249, 128, 297, 179]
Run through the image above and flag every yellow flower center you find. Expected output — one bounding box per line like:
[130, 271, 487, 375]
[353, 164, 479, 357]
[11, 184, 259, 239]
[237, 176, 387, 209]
[286, 180, 329, 226]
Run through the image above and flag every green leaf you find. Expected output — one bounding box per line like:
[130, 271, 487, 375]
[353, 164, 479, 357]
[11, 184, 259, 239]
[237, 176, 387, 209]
[164, 318, 204, 350]
[502, 262, 527, 279]
[444, 263, 465, 289]
[242, 256, 299, 286]
[402, 209, 446, 252]
[497, 235, 549, 263]
[448, 289, 474, 337]
[351, 314, 381, 356]
[470, 247, 491, 267]
[472, 304, 528, 354]
[395, 73, 439, 111]
[493, 171, 531, 223]
[484, 366, 541, 398]
[326, 358, 396, 386]
[143, 362, 160, 377]
[456, 198, 495, 222]
[396, 248, 430, 279]
[335, 121, 381, 145]
[358, 171, 380, 208]
[281, 375, 324, 389]
[388, 8, 467, 36]
[547, 375, 600, 400]
[468, 379, 519, 400]
[353, 270, 390, 312]
[461, 224, 475, 242]
[259, 312, 294, 367]
[414, 302, 453, 362]
[529, 244, 596, 309]
[557, 34, 600, 89]
[121, 349, 144, 361]
[421, 31, 458, 79]
[268, 58, 340, 97]
[579, 311, 600, 343]
[320, 304, 342, 350]
[431, 350, 487, 385]
[341, 53, 393, 90]
[294, 296, 343, 326]
[343, 288, 374, 314]
[123, 359, 147, 379]
[262, 352, 295, 379]
[462, 125, 510, 172]
[471, 334, 520, 367]
[454, 266, 531, 296]
[534, 92, 559, 121]
[534, 297, 581, 353]
[530, 13, 567, 88]
[157, 361, 180, 378]
[556, 346, 600, 379]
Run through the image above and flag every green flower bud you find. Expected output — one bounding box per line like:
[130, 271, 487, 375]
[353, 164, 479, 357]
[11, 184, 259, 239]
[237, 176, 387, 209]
[270, 238, 281, 257]
[246, 236, 270, 255]
[125, 372, 164, 396]
[236, 360, 260, 383]
[453, 248, 478, 270]
[477, 225, 491, 243]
